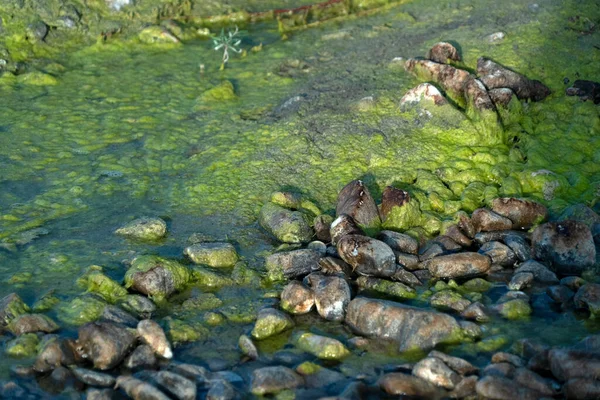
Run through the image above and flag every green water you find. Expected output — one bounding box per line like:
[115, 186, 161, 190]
[0, 0, 599, 387]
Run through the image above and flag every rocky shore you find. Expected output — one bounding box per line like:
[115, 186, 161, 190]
[1, 177, 599, 399]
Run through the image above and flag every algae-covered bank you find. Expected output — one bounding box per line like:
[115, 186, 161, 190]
[1, 0, 600, 398]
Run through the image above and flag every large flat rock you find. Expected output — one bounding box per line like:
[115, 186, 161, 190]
[345, 297, 461, 352]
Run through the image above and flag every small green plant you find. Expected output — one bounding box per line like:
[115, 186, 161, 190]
[212, 26, 244, 69]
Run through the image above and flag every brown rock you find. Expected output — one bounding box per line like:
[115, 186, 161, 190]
[471, 208, 513, 232]
[313, 214, 333, 242]
[380, 186, 411, 222]
[305, 273, 351, 321]
[532, 220, 596, 275]
[477, 57, 551, 101]
[405, 59, 472, 107]
[78, 322, 136, 370]
[337, 234, 396, 278]
[336, 180, 381, 233]
[280, 281, 315, 314]
[427, 42, 461, 64]
[412, 356, 461, 389]
[9, 314, 59, 335]
[563, 378, 600, 400]
[491, 198, 548, 229]
[379, 372, 443, 397]
[251, 366, 303, 395]
[330, 214, 363, 245]
[422, 253, 491, 279]
[476, 375, 544, 400]
[444, 224, 473, 247]
[378, 230, 419, 254]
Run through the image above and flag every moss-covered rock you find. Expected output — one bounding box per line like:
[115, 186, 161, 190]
[259, 202, 313, 244]
[496, 298, 532, 320]
[56, 295, 107, 326]
[296, 332, 350, 360]
[189, 265, 234, 288]
[197, 80, 237, 103]
[5, 333, 40, 358]
[381, 197, 423, 231]
[0, 293, 30, 329]
[77, 266, 128, 304]
[9, 313, 59, 335]
[184, 242, 238, 268]
[115, 216, 167, 241]
[356, 276, 416, 300]
[163, 317, 209, 344]
[124, 255, 191, 300]
[251, 308, 294, 340]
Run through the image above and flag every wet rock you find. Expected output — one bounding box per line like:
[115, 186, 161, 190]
[508, 272, 534, 291]
[124, 255, 191, 300]
[379, 372, 442, 397]
[574, 283, 600, 316]
[330, 214, 364, 245]
[491, 198, 548, 229]
[78, 322, 136, 370]
[457, 211, 476, 238]
[395, 252, 420, 270]
[399, 83, 448, 107]
[357, 276, 416, 300]
[305, 273, 351, 321]
[296, 332, 349, 360]
[337, 235, 396, 278]
[280, 281, 315, 314]
[559, 204, 600, 228]
[238, 334, 258, 360]
[336, 180, 381, 234]
[461, 301, 490, 322]
[313, 214, 333, 242]
[378, 230, 419, 254]
[101, 305, 139, 327]
[515, 259, 558, 283]
[561, 276, 587, 291]
[259, 202, 313, 244]
[251, 366, 303, 395]
[430, 290, 471, 313]
[72, 367, 116, 387]
[474, 230, 529, 245]
[137, 319, 172, 359]
[0, 293, 30, 329]
[427, 42, 461, 64]
[420, 236, 462, 260]
[444, 225, 473, 247]
[33, 337, 78, 373]
[251, 308, 294, 340]
[317, 256, 353, 276]
[548, 347, 600, 382]
[477, 57, 551, 101]
[153, 370, 196, 400]
[479, 241, 517, 266]
[86, 388, 117, 400]
[449, 375, 477, 398]
[532, 220, 596, 275]
[184, 242, 238, 268]
[206, 379, 236, 400]
[391, 267, 422, 287]
[165, 362, 210, 383]
[422, 252, 491, 279]
[476, 375, 543, 400]
[121, 295, 157, 319]
[504, 235, 532, 262]
[380, 187, 422, 231]
[462, 277, 493, 292]
[116, 376, 170, 400]
[514, 367, 557, 397]
[495, 298, 532, 320]
[484, 362, 515, 378]
[563, 378, 600, 399]
[429, 350, 478, 375]
[124, 344, 157, 369]
[460, 321, 482, 340]
[472, 208, 513, 232]
[26, 21, 48, 42]
[491, 352, 524, 367]
[413, 356, 461, 389]
[5, 332, 39, 358]
[566, 80, 600, 104]
[115, 217, 167, 241]
[405, 59, 472, 106]
[8, 313, 59, 335]
[346, 297, 461, 352]
[546, 285, 574, 304]
[298, 362, 345, 388]
[265, 249, 321, 281]
[489, 88, 515, 107]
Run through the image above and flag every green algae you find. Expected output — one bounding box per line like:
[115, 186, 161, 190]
[163, 317, 210, 344]
[5, 333, 40, 358]
[76, 265, 128, 304]
[56, 295, 106, 326]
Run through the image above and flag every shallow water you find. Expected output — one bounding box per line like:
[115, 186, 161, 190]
[0, 0, 599, 389]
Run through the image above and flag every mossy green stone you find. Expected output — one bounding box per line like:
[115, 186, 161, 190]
[357, 276, 416, 300]
[190, 265, 234, 288]
[498, 299, 532, 320]
[163, 318, 209, 344]
[198, 80, 237, 102]
[461, 278, 493, 293]
[77, 266, 128, 304]
[0, 293, 30, 328]
[184, 242, 238, 268]
[251, 308, 294, 340]
[296, 361, 321, 375]
[381, 198, 423, 231]
[259, 203, 313, 244]
[56, 296, 106, 326]
[17, 71, 58, 86]
[296, 333, 350, 360]
[5, 333, 40, 358]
